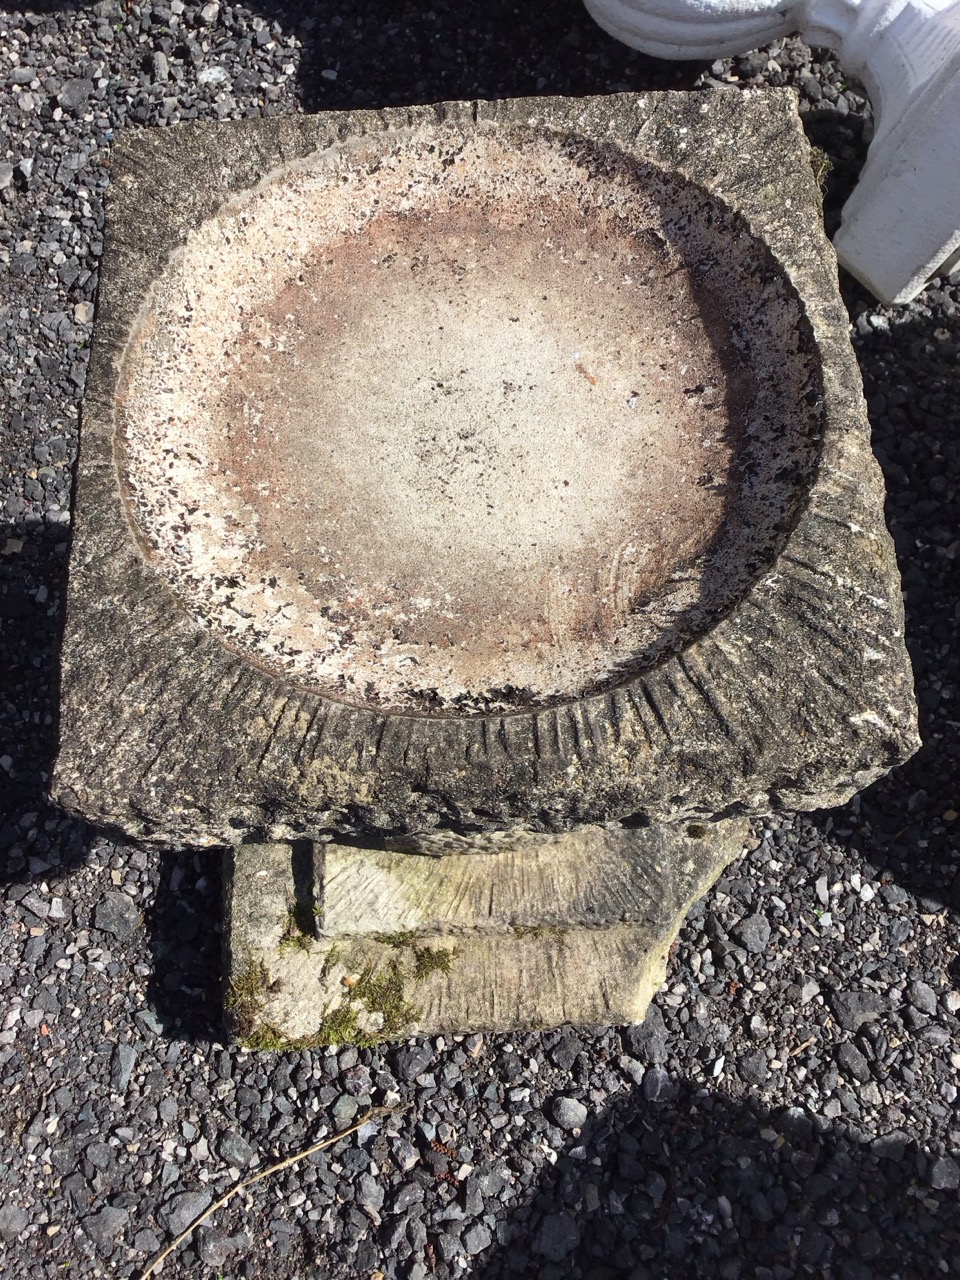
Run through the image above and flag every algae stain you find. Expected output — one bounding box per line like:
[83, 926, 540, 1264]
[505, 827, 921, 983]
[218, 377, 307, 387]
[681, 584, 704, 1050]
[411, 945, 454, 980]
[373, 929, 421, 948]
[226, 953, 269, 1041]
[808, 146, 833, 205]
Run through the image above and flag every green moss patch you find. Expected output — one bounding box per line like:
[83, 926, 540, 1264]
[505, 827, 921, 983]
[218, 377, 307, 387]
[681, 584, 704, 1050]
[226, 954, 269, 1040]
[278, 907, 314, 955]
[233, 934, 458, 1051]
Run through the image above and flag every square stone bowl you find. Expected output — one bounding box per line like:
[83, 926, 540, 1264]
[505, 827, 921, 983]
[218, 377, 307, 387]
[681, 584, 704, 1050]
[53, 92, 918, 848]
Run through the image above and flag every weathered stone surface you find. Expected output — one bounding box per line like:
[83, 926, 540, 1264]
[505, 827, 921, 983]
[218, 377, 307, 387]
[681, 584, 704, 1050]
[319, 825, 720, 934]
[53, 93, 918, 847]
[223, 820, 748, 1041]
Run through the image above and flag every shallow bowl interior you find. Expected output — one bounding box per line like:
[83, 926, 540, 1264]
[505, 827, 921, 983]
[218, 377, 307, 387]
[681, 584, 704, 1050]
[117, 126, 823, 715]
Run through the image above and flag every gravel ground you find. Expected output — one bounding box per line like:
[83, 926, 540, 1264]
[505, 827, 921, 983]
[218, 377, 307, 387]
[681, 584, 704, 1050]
[2, 3, 959, 1278]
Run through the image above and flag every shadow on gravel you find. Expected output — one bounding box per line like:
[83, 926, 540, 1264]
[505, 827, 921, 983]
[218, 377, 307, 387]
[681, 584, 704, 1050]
[0, 514, 93, 886]
[468, 1071, 960, 1280]
[287, 0, 707, 116]
[806, 311, 960, 916]
[0, 0, 68, 10]
[2, 0, 708, 106]
[0, 521, 68, 800]
[144, 846, 226, 1041]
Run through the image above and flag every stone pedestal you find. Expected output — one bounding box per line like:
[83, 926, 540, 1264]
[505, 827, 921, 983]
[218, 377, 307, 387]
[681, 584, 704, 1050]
[225, 820, 749, 1044]
[54, 93, 917, 1041]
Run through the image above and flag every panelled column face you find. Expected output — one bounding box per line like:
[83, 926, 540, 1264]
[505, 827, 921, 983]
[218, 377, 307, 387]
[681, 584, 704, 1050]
[54, 94, 917, 849]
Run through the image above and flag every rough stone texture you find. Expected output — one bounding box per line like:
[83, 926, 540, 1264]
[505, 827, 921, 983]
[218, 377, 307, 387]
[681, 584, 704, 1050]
[53, 92, 918, 847]
[224, 820, 749, 1040]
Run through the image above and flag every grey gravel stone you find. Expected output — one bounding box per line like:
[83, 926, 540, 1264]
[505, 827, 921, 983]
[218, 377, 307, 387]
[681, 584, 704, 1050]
[643, 1066, 672, 1102]
[197, 1225, 236, 1268]
[930, 1155, 960, 1190]
[857, 1229, 884, 1260]
[617, 1053, 646, 1085]
[111, 1042, 136, 1092]
[735, 913, 771, 954]
[464, 1222, 492, 1255]
[151, 51, 170, 84]
[0, 1204, 29, 1242]
[197, 65, 230, 87]
[93, 891, 140, 940]
[623, 1006, 669, 1064]
[552, 1096, 588, 1131]
[739, 1050, 769, 1086]
[871, 1130, 908, 1161]
[218, 1130, 255, 1168]
[395, 1045, 433, 1082]
[393, 1183, 424, 1213]
[135, 1009, 167, 1036]
[535, 1211, 581, 1261]
[829, 990, 886, 1032]
[836, 1041, 871, 1083]
[84, 1205, 129, 1246]
[160, 1191, 213, 1238]
[907, 979, 938, 1014]
[20, 891, 49, 919]
[332, 1094, 359, 1125]
[58, 77, 94, 110]
[358, 1172, 384, 1213]
[392, 1138, 418, 1172]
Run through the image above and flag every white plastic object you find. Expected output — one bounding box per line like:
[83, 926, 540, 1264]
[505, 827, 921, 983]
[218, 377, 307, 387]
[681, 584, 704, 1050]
[583, 0, 960, 304]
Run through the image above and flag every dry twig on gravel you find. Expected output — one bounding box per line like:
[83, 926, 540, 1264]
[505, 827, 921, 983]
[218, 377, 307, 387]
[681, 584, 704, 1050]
[139, 1104, 401, 1278]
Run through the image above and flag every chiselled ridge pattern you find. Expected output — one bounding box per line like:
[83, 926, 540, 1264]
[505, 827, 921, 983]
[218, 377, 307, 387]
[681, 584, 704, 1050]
[320, 833, 673, 935]
[53, 94, 918, 847]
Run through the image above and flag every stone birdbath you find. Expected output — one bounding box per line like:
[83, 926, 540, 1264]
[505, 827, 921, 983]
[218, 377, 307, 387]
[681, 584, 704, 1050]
[53, 92, 918, 1046]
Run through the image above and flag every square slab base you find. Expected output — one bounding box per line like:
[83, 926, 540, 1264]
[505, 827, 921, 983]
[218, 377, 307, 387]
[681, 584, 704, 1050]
[223, 818, 750, 1046]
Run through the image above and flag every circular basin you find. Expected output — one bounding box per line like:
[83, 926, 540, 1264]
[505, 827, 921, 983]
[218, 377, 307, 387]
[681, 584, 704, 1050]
[117, 127, 822, 714]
